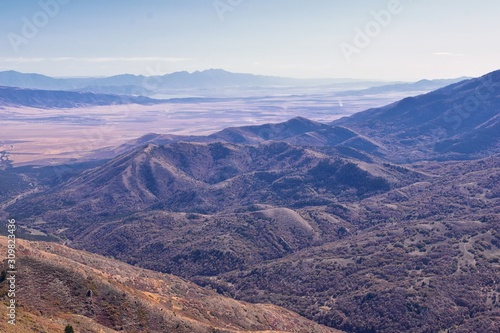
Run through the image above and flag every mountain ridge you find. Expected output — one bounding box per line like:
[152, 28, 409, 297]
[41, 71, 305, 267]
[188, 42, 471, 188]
[0, 236, 341, 333]
[332, 70, 500, 161]
[0, 69, 467, 98]
[0, 69, 367, 91]
[0, 85, 163, 108]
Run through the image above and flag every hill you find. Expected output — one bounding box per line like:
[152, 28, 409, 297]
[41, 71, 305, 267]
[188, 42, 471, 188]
[5, 150, 498, 333]
[11, 140, 394, 219]
[0, 236, 341, 333]
[197, 156, 500, 333]
[106, 117, 382, 162]
[6, 139, 408, 279]
[333, 70, 500, 161]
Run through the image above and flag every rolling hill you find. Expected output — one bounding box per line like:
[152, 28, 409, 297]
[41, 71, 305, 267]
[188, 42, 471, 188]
[0, 236, 341, 333]
[11, 139, 394, 220]
[103, 117, 383, 163]
[7, 138, 406, 280]
[197, 156, 500, 333]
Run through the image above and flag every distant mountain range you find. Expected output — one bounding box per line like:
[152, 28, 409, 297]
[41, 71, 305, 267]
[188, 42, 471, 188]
[0, 69, 470, 109]
[0, 69, 468, 98]
[102, 68, 499, 161]
[0, 69, 361, 92]
[0, 85, 163, 108]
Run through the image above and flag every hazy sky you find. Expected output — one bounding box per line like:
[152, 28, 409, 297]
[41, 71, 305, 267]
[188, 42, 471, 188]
[1, 0, 499, 80]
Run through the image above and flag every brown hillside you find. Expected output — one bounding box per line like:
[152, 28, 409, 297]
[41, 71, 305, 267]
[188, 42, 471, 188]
[0, 236, 342, 333]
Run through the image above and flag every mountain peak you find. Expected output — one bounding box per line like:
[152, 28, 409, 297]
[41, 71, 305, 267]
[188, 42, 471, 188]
[286, 116, 320, 124]
[202, 68, 230, 74]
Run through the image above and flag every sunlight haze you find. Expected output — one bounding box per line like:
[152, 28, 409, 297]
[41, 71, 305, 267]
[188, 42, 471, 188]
[1, 0, 499, 80]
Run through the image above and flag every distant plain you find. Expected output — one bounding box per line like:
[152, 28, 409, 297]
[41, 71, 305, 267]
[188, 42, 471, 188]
[1, 91, 422, 165]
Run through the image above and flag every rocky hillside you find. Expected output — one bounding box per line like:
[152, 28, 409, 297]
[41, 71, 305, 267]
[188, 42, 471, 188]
[0, 236, 341, 333]
[10, 140, 394, 225]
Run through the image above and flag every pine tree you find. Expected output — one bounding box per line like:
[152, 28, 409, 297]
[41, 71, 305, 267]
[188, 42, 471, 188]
[64, 324, 75, 333]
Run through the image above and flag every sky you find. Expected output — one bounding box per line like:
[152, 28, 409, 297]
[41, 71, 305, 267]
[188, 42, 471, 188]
[0, 0, 499, 81]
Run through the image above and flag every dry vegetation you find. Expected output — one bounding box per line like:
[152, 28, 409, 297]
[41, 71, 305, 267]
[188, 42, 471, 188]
[196, 157, 500, 332]
[0, 236, 340, 333]
[1, 71, 499, 332]
[4, 150, 498, 332]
